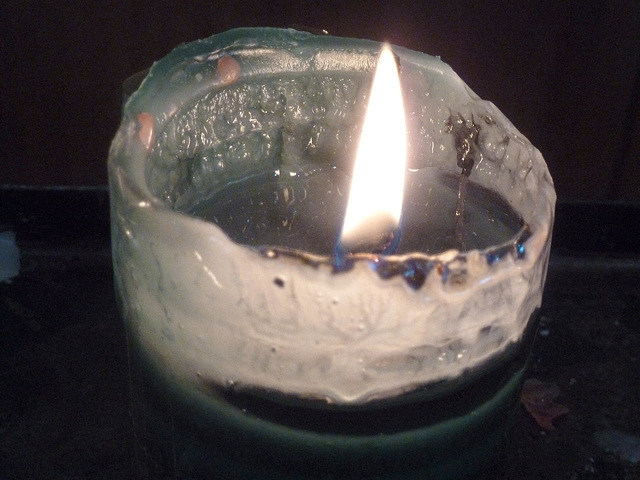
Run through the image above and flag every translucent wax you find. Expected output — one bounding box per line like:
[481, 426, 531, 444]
[109, 27, 555, 479]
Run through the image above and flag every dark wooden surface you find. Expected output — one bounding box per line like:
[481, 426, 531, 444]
[1, 1, 640, 199]
[1, 189, 639, 479]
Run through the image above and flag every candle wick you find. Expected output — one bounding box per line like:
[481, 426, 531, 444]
[334, 226, 402, 269]
[338, 227, 402, 255]
[384, 226, 402, 255]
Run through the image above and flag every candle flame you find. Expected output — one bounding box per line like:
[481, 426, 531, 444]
[340, 46, 407, 252]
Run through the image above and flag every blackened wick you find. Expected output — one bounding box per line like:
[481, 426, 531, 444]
[447, 114, 483, 250]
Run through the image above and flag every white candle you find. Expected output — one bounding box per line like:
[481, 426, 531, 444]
[109, 27, 556, 479]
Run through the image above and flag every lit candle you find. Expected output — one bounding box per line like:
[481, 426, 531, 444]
[109, 28, 555, 479]
[339, 46, 406, 255]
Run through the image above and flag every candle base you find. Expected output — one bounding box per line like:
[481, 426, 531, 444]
[124, 311, 539, 480]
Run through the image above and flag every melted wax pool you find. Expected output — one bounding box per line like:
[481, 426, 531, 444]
[185, 167, 523, 255]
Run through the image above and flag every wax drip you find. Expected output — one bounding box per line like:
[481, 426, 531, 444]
[447, 114, 481, 251]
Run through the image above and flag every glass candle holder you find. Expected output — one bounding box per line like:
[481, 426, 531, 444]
[109, 28, 555, 479]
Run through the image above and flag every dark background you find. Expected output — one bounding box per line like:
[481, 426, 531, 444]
[2, 3, 640, 478]
[1, 1, 639, 200]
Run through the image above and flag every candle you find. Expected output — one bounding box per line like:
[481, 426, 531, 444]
[109, 28, 555, 479]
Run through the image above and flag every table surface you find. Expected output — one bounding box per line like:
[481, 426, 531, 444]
[1, 187, 639, 479]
